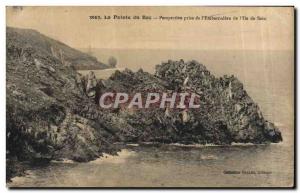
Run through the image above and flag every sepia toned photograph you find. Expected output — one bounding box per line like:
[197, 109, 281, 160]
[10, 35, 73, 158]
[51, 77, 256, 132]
[6, 6, 294, 188]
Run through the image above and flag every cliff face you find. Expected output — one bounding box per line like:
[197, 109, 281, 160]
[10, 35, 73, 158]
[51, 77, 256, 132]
[6, 27, 117, 180]
[92, 60, 282, 145]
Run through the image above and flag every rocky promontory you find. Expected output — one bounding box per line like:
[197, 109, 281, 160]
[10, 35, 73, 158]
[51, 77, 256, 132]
[86, 60, 282, 145]
[6, 27, 282, 181]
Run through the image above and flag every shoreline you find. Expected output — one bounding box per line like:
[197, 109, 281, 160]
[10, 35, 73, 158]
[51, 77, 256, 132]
[8, 141, 286, 187]
[121, 141, 283, 148]
[8, 141, 284, 184]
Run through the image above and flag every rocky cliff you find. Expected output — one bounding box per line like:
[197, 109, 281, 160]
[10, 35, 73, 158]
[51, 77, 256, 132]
[6, 27, 117, 180]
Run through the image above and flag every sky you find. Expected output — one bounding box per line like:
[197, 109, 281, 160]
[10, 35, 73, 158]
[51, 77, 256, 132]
[6, 6, 294, 50]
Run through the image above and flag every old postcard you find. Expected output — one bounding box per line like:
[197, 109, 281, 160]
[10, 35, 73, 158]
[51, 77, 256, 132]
[6, 6, 294, 188]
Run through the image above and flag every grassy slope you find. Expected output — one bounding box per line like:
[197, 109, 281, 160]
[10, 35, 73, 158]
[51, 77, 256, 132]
[6, 27, 109, 69]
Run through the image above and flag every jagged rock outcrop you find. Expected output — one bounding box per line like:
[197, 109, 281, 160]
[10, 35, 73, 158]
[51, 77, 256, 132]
[95, 60, 282, 144]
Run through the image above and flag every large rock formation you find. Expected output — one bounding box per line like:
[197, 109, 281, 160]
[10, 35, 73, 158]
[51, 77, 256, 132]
[92, 60, 282, 145]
